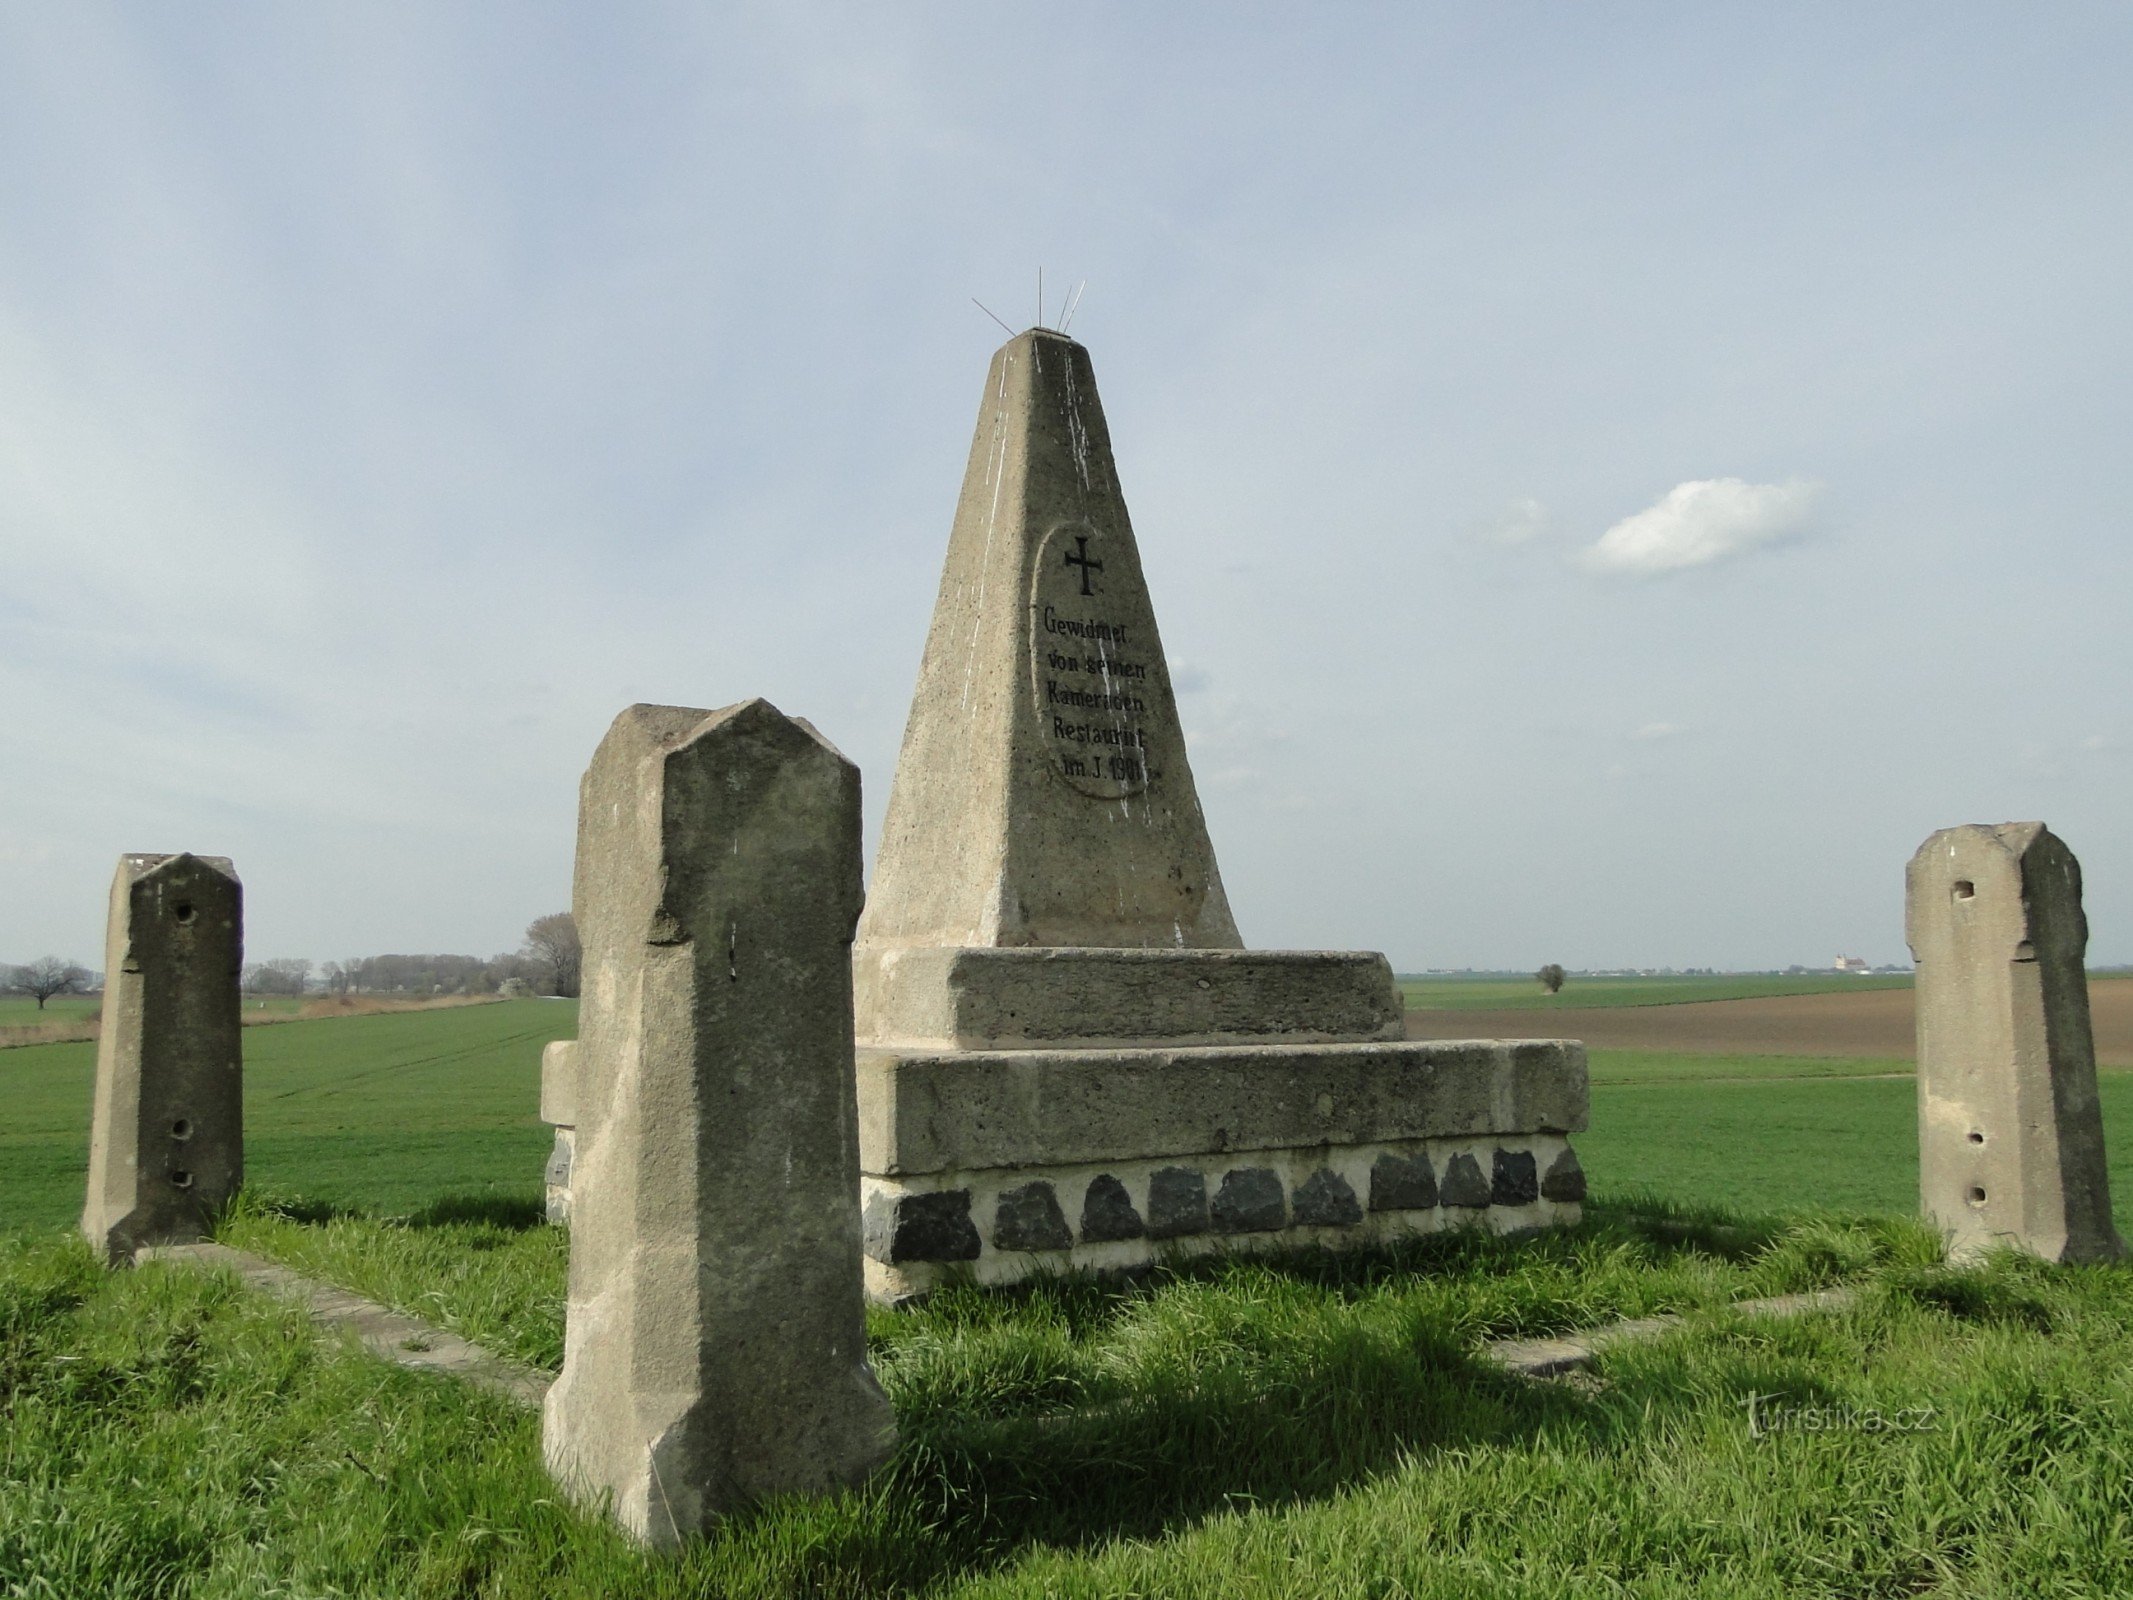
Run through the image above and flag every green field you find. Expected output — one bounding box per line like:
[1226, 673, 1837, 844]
[1, 999, 575, 1233]
[0, 994, 102, 1023]
[1399, 971, 1915, 1009]
[10, 993, 2133, 1594]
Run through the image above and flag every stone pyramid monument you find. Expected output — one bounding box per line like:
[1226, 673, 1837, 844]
[859, 326, 1238, 953]
[853, 327, 1589, 1299]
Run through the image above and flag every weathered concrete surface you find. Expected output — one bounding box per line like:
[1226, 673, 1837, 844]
[858, 1133, 1580, 1301]
[1484, 1289, 1859, 1380]
[1907, 823, 2124, 1264]
[540, 1039, 579, 1126]
[858, 1038, 1587, 1176]
[855, 945, 1404, 1049]
[82, 853, 242, 1263]
[544, 1127, 575, 1226]
[143, 1242, 551, 1407]
[543, 701, 894, 1548]
[857, 328, 1240, 953]
[539, 1039, 579, 1225]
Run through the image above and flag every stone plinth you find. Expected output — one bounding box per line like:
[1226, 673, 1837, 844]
[857, 1037, 1588, 1301]
[82, 853, 243, 1263]
[855, 946, 1405, 1049]
[542, 701, 894, 1547]
[1907, 822, 2123, 1264]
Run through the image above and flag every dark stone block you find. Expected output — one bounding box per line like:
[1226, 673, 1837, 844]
[1080, 1173, 1145, 1242]
[1211, 1167, 1285, 1234]
[993, 1181, 1072, 1252]
[864, 1188, 980, 1263]
[1291, 1168, 1362, 1228]
[1439, 1152, 1490, 1209]
[1146, 1166, 1209, 1239]
[1369, 1151, 1437, 1211]
[1491, 1148, 1540, 1206]
[1541, 1147, 1587, 1203]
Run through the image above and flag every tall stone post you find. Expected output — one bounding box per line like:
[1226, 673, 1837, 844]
[542, 700, 895, 1547]
[81, 853, 243, 1262]
[1906, 822, 2123, 1264]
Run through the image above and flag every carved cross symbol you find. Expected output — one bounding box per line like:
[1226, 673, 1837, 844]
[1063, 533, 1103, 597]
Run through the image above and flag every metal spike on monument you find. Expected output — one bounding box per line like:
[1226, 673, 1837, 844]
[857, 326, 1242, 954]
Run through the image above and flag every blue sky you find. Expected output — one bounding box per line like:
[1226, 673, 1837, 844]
[3, 4, 2130, 971]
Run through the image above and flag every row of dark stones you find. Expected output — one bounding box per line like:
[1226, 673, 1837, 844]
[865, 1144, 1587, 1265]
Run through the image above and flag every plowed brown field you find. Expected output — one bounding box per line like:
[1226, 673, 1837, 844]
[1405, 977, 2133, 1067]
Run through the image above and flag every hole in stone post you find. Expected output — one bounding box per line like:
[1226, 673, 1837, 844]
[171, 1119, 192, 1141]
[1966, 1185, 1987, 1206]
[171, 1170, 194, 1190]
[1952, 881, 1974, 902]
[173, 902, 197, 924]
[1967, 1130, 1985, 1145]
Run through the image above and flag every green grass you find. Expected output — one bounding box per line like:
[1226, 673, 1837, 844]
[1399, 972, 1916, 1010]
[0, 999, 573, 1232]
[14, 996, 2133, 1592]
[0, 994, 103, 1023]
[1581, 1071, 2133, 1234]
[10, 1215, 2133, 1595]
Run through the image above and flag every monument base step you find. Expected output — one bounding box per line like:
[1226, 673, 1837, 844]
[857, 1037, 1586, 1175]
[853, 945, 1405, 1050]
[855, 1035, 1588, 1300]
[860, 1133, 1586, 1302]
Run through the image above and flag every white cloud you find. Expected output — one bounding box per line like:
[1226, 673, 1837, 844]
[1630, 721, 1682, 741]
[1479, 496, 1548, 546]
[1582, 478, 1819, 575]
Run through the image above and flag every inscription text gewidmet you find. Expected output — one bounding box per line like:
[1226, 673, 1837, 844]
[1028, 523, 1157, 799]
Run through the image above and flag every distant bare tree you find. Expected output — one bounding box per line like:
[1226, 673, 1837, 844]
[1536, 963, 1566, 995]
[7, 956, 93, 1010]
[243, 958, 313, 997]
[523, 912, 581, 998]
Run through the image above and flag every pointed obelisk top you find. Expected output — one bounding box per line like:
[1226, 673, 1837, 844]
[858, 329, 1240, 952]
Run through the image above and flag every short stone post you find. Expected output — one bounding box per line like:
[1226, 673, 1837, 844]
[542, 701, 895, 1547]
[1906, 822, 2123, 1264]
[81, 853, 243, 1262]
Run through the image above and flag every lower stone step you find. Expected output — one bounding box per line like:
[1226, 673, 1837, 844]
[861, 1135, 1587, 1302]
[854, 1036, 1589, 1302]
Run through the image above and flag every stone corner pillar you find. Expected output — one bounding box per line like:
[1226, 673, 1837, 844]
[1906, 821, 2124, 1265]
[542, 699, 896, 1548]
[81, 852, 244, 1263]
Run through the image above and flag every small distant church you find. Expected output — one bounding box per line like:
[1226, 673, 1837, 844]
[1833, 954, 1871, 974]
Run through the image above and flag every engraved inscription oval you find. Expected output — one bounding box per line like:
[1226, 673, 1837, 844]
[1028, 520, 1154, 799]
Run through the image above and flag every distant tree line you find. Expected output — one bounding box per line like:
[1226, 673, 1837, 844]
[246, 913, 582, 999]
